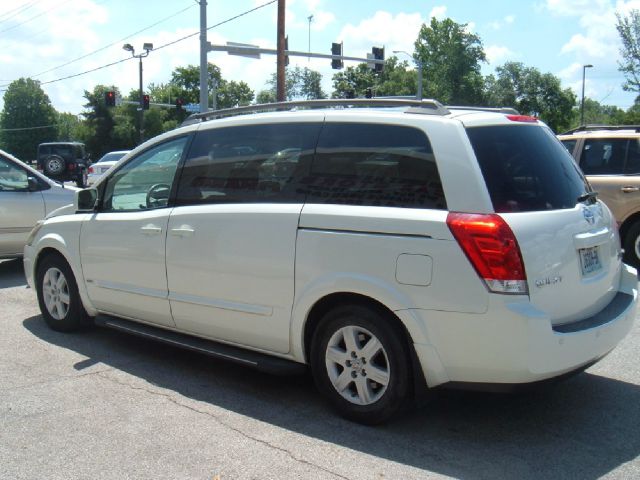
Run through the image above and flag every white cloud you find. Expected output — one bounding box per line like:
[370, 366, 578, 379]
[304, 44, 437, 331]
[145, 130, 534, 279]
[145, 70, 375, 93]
[338, 11, 425, 55]
[429, 6, 447, 20]
[485, 45, 517, 65]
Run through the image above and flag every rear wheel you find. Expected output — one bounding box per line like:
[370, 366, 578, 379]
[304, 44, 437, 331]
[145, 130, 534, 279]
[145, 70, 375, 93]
[623, 221, 640, 268]
[310, 304, 412, 424]
[43, 155, 66, 176]
[36, 254, 90, 332]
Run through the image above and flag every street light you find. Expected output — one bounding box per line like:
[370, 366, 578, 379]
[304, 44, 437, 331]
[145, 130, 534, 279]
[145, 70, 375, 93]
[580, 64, 593, 126]
[123, 42, 154, 143]
[393, 50, 423, 100]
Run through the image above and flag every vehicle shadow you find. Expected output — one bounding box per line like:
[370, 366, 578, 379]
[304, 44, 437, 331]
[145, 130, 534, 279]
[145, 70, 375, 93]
[23, 315, 640, 480]
[0, 258, 27, 289]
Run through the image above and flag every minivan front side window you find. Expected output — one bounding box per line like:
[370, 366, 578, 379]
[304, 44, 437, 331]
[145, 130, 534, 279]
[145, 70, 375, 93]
[102, 136, 188, 212]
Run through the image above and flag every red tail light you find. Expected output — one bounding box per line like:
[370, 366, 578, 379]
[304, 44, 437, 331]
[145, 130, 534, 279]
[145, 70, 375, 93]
[447, 212, 528, 295]
[88, 166, 94, 174]
[506, 114, 538, 123]
[68, 163, 75, 171]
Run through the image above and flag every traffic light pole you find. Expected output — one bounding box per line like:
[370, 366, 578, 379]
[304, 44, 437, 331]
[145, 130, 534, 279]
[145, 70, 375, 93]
[208, 44, 385, 66]
[138, 56, 144, 144]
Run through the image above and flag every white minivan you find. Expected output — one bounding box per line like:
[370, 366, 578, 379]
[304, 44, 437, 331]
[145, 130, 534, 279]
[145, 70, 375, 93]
[23, 99, 638, 424]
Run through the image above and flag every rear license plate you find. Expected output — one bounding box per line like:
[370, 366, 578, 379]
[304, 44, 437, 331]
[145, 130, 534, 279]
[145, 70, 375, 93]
[579, 246, 602, 276]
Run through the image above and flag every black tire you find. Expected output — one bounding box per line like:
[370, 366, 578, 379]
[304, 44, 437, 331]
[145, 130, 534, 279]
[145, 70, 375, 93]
[310, 304, 413, 424]
[623, 221, 640, 268]
[43, 155, 66, 176]
[35, 254, 90, 332]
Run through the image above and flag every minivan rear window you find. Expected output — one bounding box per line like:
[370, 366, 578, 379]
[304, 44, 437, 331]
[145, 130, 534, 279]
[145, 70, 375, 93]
[467, 125, 589, 213]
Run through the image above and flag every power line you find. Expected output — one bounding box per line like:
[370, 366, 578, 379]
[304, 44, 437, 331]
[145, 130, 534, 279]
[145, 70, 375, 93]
[0, 0, 278, 93]
[28, 2, 196, 81]
[0, 1, 40, 24]
[0, 0, 73, 35]
[0, 123, 56, 132]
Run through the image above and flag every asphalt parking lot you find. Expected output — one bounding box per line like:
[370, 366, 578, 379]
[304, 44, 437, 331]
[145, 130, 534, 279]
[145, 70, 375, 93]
[1, 257, 639, 480]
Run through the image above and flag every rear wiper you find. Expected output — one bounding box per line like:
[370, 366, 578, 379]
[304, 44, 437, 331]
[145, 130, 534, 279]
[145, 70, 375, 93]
[577, 191, 598, 204]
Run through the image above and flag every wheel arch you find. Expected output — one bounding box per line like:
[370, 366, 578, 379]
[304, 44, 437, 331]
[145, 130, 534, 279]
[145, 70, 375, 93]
[300, 292, 431, 399]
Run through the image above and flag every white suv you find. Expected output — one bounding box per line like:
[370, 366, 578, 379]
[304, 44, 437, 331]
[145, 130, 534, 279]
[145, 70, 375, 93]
[23, 99, 638, 424]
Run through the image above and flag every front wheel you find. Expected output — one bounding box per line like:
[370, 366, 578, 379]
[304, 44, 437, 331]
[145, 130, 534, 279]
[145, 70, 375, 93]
[310, 304, 412, 424]
[36, 254, 90, 332]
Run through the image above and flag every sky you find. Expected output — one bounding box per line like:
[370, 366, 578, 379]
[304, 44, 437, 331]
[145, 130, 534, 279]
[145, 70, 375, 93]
[1, 0, 640, 115]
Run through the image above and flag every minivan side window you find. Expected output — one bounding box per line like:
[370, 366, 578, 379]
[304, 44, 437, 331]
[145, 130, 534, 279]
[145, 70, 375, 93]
[102, 136, 188, 212]
[176, 123, 322, 205]
[305, 123, 446, 209]
[580, 139, 627, 175]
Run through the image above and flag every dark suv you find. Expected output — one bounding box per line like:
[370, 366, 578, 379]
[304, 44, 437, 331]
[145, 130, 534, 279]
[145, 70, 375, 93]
[37, 142, 90, 187]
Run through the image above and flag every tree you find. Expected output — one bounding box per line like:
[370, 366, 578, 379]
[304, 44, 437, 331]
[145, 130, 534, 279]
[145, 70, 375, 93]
[0, 78, 57, 160]
[263, 66, 326, 101]
[616, 10, 640, 93]
[414, 18, 486, 105]
[331, 64, 379, 98]
[80, 85, 129, 159]
[56, 112, 82, 141]
[484, 62, 576, 132]
[170, 64, 254, 108]
[331, 57, 417, 98]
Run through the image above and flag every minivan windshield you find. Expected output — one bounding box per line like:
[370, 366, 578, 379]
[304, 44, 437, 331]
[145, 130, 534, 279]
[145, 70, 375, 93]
[467, 125, 590, 213]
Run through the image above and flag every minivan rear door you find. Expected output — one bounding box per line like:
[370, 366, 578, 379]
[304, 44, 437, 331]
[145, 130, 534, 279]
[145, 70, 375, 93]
[466, 122, 622, 325]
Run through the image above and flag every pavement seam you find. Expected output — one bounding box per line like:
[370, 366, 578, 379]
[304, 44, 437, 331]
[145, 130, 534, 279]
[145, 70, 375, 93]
[96, 371, 351, 480]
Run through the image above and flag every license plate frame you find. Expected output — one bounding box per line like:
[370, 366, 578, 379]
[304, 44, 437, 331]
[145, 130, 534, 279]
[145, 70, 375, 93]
[579, 246, 602, 276]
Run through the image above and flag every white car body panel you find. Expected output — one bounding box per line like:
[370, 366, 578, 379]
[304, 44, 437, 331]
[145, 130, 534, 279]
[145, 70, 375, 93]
[22, 107, 639, 391]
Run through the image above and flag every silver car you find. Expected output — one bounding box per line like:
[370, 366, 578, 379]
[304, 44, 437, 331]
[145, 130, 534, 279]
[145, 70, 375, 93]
[0, 149, 77, 259]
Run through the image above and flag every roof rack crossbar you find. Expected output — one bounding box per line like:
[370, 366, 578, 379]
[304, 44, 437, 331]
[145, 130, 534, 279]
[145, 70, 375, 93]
[181, 98, 450, 125]
[446, 106, 520, 114]
[560, 124, 640, 135]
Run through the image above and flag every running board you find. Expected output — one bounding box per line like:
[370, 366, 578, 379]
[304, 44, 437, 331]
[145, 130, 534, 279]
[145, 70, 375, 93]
[94, 316, 306, 376]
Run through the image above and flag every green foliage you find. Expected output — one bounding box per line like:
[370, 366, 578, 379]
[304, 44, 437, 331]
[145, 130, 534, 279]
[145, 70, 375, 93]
[56, 112, 82, 141]
[264, 66, 326, 101]
[616, 10, 640, 93]
[484, 62, 576, 132]
[0, 78, 58, 160]
[331, 64, 378, 98]
[331, 57, 417, 98]
[414, 17, 486, 105]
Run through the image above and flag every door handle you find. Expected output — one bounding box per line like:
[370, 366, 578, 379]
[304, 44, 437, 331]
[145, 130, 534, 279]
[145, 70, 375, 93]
[170, 226, 195, 237]
[140, 225, 162, 235]
[621, 186, 640, 193]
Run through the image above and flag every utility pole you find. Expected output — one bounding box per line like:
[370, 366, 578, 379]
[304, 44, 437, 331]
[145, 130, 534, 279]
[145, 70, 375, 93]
[199, 0, 209, 113]
[276, 0, 286, 102]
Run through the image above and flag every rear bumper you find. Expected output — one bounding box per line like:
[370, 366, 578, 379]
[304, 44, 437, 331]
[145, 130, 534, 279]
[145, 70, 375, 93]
[411, 264, 638, 387]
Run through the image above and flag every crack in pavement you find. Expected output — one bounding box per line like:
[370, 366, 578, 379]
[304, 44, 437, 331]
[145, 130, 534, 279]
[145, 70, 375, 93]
[96, 371, 352, 480]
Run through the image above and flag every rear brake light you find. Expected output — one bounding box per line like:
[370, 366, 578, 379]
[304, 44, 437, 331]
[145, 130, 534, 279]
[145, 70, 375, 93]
[506, 114, 538, 123]
[68, 163, 75, 170]
[447, 212, 528, 295]
[88, 166, 94, 174]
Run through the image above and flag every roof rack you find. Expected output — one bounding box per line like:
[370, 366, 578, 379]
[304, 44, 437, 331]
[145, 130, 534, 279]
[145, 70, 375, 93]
[560, 124, 640, 135]
[447, 105, 520, 114]
[181, 98, 450, 126]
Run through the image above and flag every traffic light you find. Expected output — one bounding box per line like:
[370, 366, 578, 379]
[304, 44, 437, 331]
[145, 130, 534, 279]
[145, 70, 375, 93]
[372, 46, 384, 73]
[143, 94, 150, 110]
[331, 42, 343, 69]
[175, 98, 184, 109]
[105, 91, 116, 107]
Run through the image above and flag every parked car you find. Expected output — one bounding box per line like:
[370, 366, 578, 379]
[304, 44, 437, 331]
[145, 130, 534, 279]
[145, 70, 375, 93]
[87, 150, 131, 185]
[558, 125, 640, 267]
[0, 149, 76, 259]
[24, 100, 638, 424]
[37, 142, 90, 188]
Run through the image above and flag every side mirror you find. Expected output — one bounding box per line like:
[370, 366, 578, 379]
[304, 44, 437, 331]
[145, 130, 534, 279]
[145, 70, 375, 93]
[27, 176, 40, 192]
[75, 188, 98, 212]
